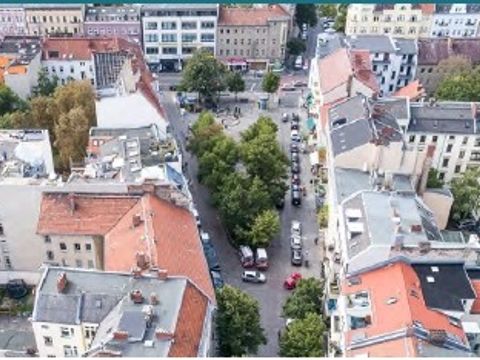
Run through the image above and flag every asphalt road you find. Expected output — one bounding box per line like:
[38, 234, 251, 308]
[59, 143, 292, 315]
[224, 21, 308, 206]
[160, 86, 322, 356]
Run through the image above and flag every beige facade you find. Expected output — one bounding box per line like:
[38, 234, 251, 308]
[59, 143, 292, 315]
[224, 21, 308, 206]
[346, 4, 432, 39]
[216, 6, 289, 70]
[25, 5, 84, 36]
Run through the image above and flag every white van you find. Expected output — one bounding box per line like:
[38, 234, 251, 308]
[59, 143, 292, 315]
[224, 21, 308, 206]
[192, 208, 201, 227]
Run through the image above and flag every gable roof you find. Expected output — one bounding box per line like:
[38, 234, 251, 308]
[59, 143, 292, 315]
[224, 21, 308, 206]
[393, 80, 425, 101]
[218, 5, 289, 26]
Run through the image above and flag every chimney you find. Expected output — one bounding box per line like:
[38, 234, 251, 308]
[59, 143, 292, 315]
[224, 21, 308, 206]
[136, 252, 148, 270]
[67, 193, 77, 215]
[113, 331, 128, 341]
[155, 329, 174, 341]
[411, 224, 422, 233]
[57, 272, 68, 293]
[157, 269, 168, 281]
[130, 289, 144, 304]
[150, 292, 159, 305]
[132, 214, 142, 227]
[417, 144, 436, 195]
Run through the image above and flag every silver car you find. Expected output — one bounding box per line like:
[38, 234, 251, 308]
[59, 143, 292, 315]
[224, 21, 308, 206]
[242, 270, 266, 284]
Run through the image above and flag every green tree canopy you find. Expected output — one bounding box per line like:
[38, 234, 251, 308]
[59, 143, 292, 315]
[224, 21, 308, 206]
[426, 168, 444, 189]
[283, 277, 323, 320]
[226, 71, 246, 100]
[287, 38, 306, 56]
[279, 313, 326, 357]
[450, 167, 480, 221]
[180, 49, 227, 102]
[318, 4, 337, 18]
[295, 4, 318, 30]
[334, 4, 348, 32]
[0, 84, 27, 116]
[248, 209, 280, 248]
[32, 68, 59, 97]
[317, 205, 329, 228]
[261, 72, 280, 95]
[189, 111, 224, 156]
[216, 285, 267, 356]
[435, 66, 480, 101]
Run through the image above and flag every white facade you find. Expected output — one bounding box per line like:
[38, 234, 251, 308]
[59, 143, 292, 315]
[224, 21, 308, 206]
[4, 52, 41, 99]
[141, 4, 218, 71]
[42, 59, 95, 86]
[430, 4, 480, 38]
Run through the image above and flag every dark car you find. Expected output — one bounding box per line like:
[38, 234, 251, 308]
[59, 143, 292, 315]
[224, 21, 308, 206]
[292, 174, 300, 185]
[457, 219, 479, 232]
[210, 270, 224, 289]
[276, 197, 285, 210]
[291, 143, 299, 153]
[292, 113, 300, 122]
[202, 242, 221, 271]
[292, 190, 302, 206]
[291, 161, 300, 174]
[6, 279, 28, 299]
[291, 249, 303, 266]
[291, 152, 299, 162]
[291, 122, 299, 130]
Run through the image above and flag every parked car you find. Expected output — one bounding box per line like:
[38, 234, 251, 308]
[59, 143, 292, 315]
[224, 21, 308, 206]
[291, 183, 301, 192]
[255, 248, 269, 270]
[291, 220, 302, 236]
[292, 113, 300, 122]
[242, 270, 266, 283]
[291, 152, 299, 162]
[292, 174, 300, 185]
[282, 113, 289, 123]
[294, 56, 303, 69]
[200, 231, 210, 244]
[292, 190, 302, 206]
[291, 130, 301, 142]
[325, 28, 336, 34]
[202, 242, 221, 272]
[291, 122, 299, 130]
[293, 81, 308, 88]
[210, 270, 224, 289]
[301, 31, 307, 40]
[284, 272, 302, 290]
[239, 245, 255, 268]
[302, 23, 308, 31]
[291, 143, 299, 153]
[192, 208, 201, 227]
[290, 235, 302, 249]
[276, 196, 285, 210]
[291, 249, 303, 266]
[291, 161, 300, 174]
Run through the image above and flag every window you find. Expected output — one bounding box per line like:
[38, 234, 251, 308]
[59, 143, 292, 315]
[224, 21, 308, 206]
[161, 34, 177, 43]
[59, 243, 67, 251]
[181, 33, 197, 42]
[5, 256, 11, 269]
[85, 325, 96, 339]
[442, 158, 449, 167]
[59, 66, 64, 73]
[459, 150, 465, 159]
[455, 165, 461, 173]
[182, 47, 196, 55]
[462, 136, 469, 145]
[46, 251, 54, 261]
[181, 21, 196, 30]
[201, 33, 214, 42]
[60, 327, 73, 338]
[145, 22, 157, 30]
[44, 336, 53, 346]
[145, 33, 158, 43]
[449, 135, 455, 141]
[419, 135, 426, 144]
[161, 21, 176, 30]
[446, 144, 453, 153]
[201, 21, 214, 29]
[0, 223, 3, 236]
[162, 47, 177, 54]
[432, 135, 438, 143]
[75, 259, 82, 268]
[74, 243, 81, 252]
[63, 345, 78, 357]
[409, 135, 415, 143]
[439, 172, 445, 181]
[145, 47, 159, 55]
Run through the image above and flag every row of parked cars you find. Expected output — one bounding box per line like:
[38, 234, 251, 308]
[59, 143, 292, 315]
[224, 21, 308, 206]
[288, 113, 303, 207]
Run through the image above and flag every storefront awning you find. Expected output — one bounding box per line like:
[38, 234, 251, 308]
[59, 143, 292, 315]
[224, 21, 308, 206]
[226, 57, 247, 66]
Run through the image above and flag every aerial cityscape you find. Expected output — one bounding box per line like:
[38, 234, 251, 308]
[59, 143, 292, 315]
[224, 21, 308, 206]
[0, 2, 480, 357]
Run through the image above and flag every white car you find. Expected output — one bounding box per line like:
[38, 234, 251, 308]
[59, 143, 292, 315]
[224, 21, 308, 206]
[242, 271, 266, 283]
[200, 231, 210, 244]
[290, 235, 302, 250]
[291, 220, 302, 236]
[192, 208, 201, 227]
[291, 129, 301, 142]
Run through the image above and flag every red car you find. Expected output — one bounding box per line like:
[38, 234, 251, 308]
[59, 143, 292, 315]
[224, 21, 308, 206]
[284, 272, 302, 290]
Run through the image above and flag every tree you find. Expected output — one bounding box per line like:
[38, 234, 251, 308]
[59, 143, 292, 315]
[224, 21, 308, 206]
[180, 49, 227, 103]
[287, 38, 306, 56]
[189, 111, 224, 157]
[279, 313, 326, 357]
[0, 84, 27, 116]
[53, 80, 96, 125]
[435, 66, 480, 102]
[32, 68, 59, 97]
[262, 72, 280, 97]
[248, 209, 280, 248]
[295, 4, 318, 30]
[283, 278, 323, 320]
[427, 56, 472, 95]
[334, 4, 348, 32]
[450, 167, 480, 221]
[318, 4, 337, 18]
[426, 168, 444, 189]
[226, 72, 245, 101]
[216, 285, 267, 356]
[317, 205, 328, 228]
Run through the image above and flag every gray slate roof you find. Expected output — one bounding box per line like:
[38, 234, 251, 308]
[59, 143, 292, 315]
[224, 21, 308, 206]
[346, 35, 416, 55]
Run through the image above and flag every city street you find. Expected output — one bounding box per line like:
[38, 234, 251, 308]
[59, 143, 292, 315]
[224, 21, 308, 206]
[160, 85, 322, 356]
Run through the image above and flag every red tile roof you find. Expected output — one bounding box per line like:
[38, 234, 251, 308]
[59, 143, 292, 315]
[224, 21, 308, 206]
[218, 5, 289, 26]
[471, 279, 480, 314]
[104, 194, 215, 302]
[343, 261, 468, 357]
[37, 193, 139, 236]
[350, 49, 378, 92]
[394, 80, 425, 101]
[169, 281, 209, 357]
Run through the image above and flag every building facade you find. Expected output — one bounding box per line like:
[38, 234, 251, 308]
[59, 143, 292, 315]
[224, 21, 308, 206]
[0, 5, 26, 39]
[345, 4, 433, 39]
[141, 4, 218, 72]
[24, 4, 84, 36]
[216, 5, 290, 71]
[345, 35, 417, 96]
[430, 4, 480, 38]
[83, 5, 141, 44]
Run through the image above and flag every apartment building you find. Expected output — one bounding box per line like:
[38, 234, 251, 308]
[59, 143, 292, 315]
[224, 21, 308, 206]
[141, 4, 218, 72]
[24, 4, 84, 36]
[417, 38, 480, 95]
[216, 5, 290, 71]
[345, 4, 434, 39]
[0, 36, 42, 99]
[32, 267, 214, 357]
[431, 4, 480, 38]
[345, 35, 417, 96]
[0, 5, 26, 38]
[83, 5, 141, 44]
